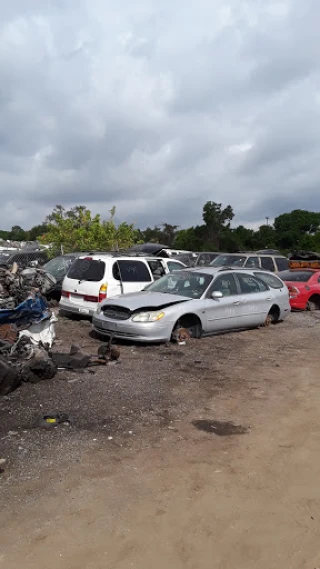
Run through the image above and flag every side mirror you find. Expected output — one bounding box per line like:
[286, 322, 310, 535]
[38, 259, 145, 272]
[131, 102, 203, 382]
[211, 291, 223, 299]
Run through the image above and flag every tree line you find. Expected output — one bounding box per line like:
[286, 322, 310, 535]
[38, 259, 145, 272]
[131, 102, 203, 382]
[1, 202, 320, 255]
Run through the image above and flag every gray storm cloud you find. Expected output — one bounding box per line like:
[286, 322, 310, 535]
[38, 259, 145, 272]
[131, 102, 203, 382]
[0, 0, 319, 230]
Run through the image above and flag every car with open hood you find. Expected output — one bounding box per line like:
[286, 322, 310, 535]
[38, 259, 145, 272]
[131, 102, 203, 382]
[92, 267, 290, 343]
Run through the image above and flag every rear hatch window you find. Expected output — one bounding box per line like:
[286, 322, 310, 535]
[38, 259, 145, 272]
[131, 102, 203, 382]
[67, 258, 105, 281]
[278, 270, 314, 282]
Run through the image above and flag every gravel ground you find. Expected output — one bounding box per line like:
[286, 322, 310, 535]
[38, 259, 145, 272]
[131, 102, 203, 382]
[1, 310, 320, 487]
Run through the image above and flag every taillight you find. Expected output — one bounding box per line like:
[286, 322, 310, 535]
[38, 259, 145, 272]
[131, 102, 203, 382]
[61, 290, 70, 298]
[99, 283, 108, 303]
[288, 285, 299, 295]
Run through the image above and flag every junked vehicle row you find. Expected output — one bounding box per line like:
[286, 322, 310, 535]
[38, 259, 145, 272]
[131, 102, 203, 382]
[1, 246, 320, 354]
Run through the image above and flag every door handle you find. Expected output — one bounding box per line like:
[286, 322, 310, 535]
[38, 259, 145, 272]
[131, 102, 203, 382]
[233, 300, 241, 305]
[266, 297, 272, 301]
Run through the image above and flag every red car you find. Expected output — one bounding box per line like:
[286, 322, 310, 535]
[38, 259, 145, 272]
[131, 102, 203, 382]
[278, 269, 320, 310]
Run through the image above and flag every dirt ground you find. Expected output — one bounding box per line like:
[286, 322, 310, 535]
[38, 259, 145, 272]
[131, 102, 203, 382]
[1, 311, 320, 568]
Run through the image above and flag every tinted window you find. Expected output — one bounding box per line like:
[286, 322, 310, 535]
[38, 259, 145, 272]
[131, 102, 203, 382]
[146, 271, 212, 299]
[260, 257, 275, 272]
[210, 255, 246, 267]
[167, 261, 184, 271]
[278, 270, 314, 282]
[275, 257, 289, 271]
[68, 259, 105, 281]
[237, 274, 268, 294]
[210, 274, 238, 296]
[253, 272, 283, 289]
[146, 260, 165, 280]
[115, 260, 152, 282]
[245, 256, 260, 268]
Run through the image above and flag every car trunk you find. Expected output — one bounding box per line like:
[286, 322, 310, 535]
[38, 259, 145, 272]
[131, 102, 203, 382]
[62, 258, 108, 312]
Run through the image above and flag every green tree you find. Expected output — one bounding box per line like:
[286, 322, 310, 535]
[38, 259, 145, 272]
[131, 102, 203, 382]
[41, 205, 138, 255]
[9, 225, 27, 241]
[274, 210, 320, 250]
[202, 201, 234, 249]
[28, 223, 50, 241]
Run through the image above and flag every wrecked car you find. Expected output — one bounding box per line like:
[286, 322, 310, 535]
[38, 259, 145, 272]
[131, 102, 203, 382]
[0, 265, 58, 395]
[92, 267, 290, 343]
[42, 252, 87, 301]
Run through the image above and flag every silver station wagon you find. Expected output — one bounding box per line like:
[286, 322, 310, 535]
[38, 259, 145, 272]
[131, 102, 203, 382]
[92, 267, 291, 343]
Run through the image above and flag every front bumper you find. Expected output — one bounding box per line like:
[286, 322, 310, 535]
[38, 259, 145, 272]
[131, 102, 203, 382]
[92, 313, 173, 342]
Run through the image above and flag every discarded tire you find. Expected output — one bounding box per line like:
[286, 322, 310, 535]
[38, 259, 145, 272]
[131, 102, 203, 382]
[0, 358, 21, 396]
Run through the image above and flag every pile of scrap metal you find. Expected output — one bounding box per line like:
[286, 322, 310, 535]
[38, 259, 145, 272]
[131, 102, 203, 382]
[0, 264, 57, 395]
[289, 250, 320, 269]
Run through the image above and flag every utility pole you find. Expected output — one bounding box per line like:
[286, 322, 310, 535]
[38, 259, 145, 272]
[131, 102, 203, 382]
[266, 217, 269, 226]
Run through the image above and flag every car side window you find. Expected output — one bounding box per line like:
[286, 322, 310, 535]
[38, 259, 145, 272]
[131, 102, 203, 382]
[147, 260, 165, 279]
[245, 256, 260, 268]
[167, 261, 184, 272]
[237, 274, 268, 294]
[253, 272, 283, 289]
[260, 257, 275, 272]
[210, 274, 238, 297]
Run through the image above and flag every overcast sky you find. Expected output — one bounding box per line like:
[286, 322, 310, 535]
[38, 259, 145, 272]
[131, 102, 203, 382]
[0, 0, 319, 231]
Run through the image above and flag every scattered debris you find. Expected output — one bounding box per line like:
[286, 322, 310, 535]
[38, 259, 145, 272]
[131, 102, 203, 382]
[0, 458, 7, 466]
[192, 420, 249, 436]
[38, 413, 71, 429]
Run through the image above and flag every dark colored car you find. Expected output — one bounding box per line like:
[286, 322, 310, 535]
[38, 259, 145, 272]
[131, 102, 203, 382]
[0, 249, 48, 268]
[43, 253, 87, 300]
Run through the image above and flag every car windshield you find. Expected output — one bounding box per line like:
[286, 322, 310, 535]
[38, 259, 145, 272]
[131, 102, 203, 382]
[278, 270, 314, 282]
[210, 255, 247, 267]
[43, 256, 75, 279]
[145, 271, 212, 299]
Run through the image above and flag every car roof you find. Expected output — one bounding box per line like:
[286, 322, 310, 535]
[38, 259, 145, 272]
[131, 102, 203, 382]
[76, 254, 179, 262]
[214, 252, 286, 258]
[177, 267, 285, 277]
[280, 268, 319, 272]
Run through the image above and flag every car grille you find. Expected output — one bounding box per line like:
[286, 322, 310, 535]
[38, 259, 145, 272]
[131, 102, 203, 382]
[101, 305, 131, 320]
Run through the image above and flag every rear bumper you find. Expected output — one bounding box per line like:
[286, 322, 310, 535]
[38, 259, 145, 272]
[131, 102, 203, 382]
[92, 314, 173, 342]
[59, 299, 97, 317]
[289, 298, 306, 310]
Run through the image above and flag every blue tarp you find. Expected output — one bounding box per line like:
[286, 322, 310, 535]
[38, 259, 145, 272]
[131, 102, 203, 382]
[0, 294, 50, 328]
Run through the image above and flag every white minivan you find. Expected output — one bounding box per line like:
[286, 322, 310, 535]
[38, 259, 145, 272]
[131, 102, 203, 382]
[59, 254, 186, 316]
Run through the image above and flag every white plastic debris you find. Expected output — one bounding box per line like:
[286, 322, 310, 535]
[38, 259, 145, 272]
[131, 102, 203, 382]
[19, 313, 58, 348]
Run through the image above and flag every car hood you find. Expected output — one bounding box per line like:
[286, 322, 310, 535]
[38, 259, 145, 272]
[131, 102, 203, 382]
[101, 291, 190, 311]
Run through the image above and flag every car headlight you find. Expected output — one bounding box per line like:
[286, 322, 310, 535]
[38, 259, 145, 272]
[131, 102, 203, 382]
[132, 310, 165, 322]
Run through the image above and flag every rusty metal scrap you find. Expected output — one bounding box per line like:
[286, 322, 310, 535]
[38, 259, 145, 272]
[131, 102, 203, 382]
[0, 265, 56, 309]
